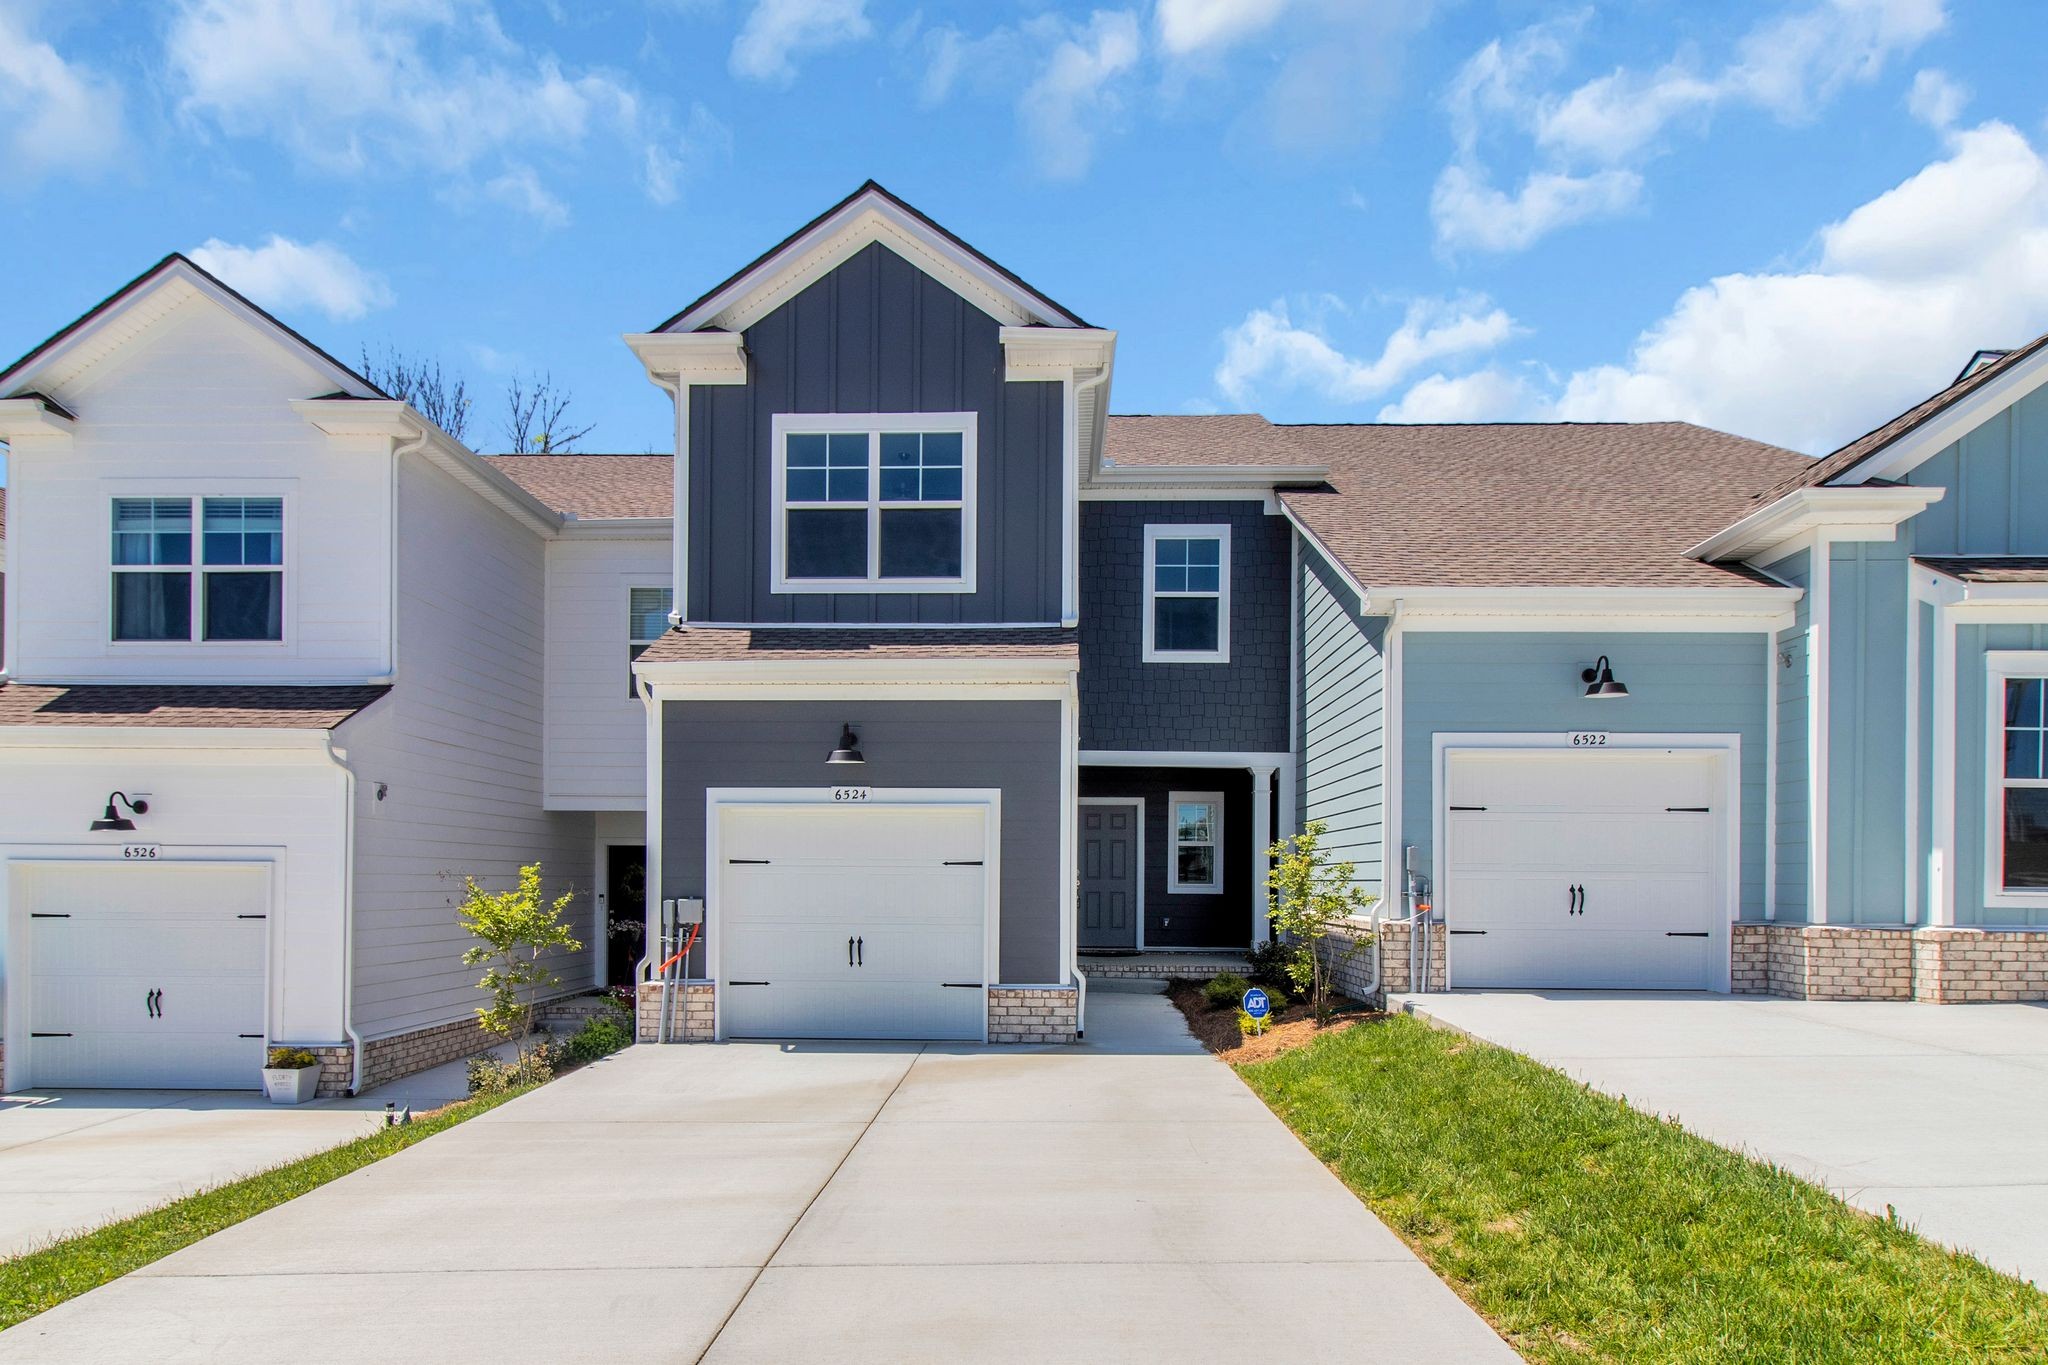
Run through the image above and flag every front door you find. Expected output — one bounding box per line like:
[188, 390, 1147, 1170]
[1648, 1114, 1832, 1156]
[1078, 802, 1140, 951]
[604, 845, 647, 992]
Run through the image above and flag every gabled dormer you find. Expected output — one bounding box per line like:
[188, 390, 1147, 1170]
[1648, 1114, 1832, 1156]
[0, 255, 553, 686]
[626, 182, 1115, 629]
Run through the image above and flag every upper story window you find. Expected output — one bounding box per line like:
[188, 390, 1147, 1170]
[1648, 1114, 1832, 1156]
[111, 496, 283, 643]
[628, 586, 672, 696]
[1142, 523, 1230, 664]
[770, 413, 976, 594]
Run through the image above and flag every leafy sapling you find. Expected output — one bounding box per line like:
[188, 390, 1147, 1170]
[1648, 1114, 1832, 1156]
[1264, 820, 1377, 1024]
[459, 862, 581, 1059]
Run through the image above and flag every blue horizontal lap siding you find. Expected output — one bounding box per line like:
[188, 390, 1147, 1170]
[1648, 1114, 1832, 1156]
[1078, 500, 1290, 752]
[1764, 548, 1810, 922]
[1297, 546, 1385, 899]
[686, 241, 1063, 624]
[1400, 632, 1771, 916]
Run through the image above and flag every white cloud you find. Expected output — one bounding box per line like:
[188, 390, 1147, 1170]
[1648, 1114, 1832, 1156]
[1547, 121, 2048, 453]
[1907, 67, 1967, 129]
[1376, 367, 1541, 423]
[484, 164, 569, 228]
[1439, 0, 1949, 253]
[1215, 295, 1519, 405]
[187, 235, 394, 321]
[1430, 163, 1642, 254]
[1155, 0, 1292, 57]
[166, 0, 714, 210]
[1018, 10, 1143, 180]
[0, 8, 125, 178]
[730, 0, 872, 85]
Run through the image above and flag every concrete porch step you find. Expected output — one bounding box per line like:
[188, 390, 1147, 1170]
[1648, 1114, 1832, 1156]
[1080, 953, 1252, 988]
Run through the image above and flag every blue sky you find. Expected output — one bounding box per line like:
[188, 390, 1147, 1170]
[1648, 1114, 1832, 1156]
[2, 0, 2045, 473]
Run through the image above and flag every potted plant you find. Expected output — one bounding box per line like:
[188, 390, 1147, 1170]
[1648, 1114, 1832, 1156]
[261, 1047, 324, 1104]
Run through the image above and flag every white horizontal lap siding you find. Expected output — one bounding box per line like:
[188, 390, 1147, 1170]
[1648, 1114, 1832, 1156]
[341, 456, 594, 1038]
[542, 537, 669, 808]
[9, 301, 391, 681]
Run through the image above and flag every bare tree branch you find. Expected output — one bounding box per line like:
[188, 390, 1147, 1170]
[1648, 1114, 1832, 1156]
[501, 371, 596, 454]
[359, 345, 472, 444]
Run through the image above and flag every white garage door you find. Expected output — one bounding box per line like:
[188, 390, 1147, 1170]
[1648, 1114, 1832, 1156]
[717, 803, 989, 1041]
[23, 864, 268, 1089]
[1443, 750, 1724, 990]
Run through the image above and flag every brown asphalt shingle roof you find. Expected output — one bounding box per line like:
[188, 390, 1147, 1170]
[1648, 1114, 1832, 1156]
[1758, 329, 2048, 501]
[638, 627, 1077, 664]
[484, 455, 673, 519]
[1915, 556, 2048, 584]
[1104, 416, 1812, 590]
[0, 683, 389, 729]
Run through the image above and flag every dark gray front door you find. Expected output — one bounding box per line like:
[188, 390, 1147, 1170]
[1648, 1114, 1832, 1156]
[1079, 803, 1140, 951]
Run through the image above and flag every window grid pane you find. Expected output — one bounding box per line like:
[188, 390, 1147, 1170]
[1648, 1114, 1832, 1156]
[783, 424, 968, 585]
[628, 587, 673, 644]
[202, 497, 283, 566]
[2006, 679, 2048, 780]
[112, 498, 192, 566]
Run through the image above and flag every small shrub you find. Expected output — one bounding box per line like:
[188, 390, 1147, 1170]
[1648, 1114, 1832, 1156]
[1236, 1008, 1264, 1036]
[1245, 938, 1295, 993]
[1202, 972, 1252, 1010]
[467, 1040, 556, 1095]
[605, 984, 637, 1016]
[265, 1047, 318, 1070]
[564, 1014, 632, 1065]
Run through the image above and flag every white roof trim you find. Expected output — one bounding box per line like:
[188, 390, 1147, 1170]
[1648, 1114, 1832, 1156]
[3, 260, 378, 403]
[1001, 327, 1115, 378]
[1087, 461, 1328, 488]
[1687, 485, 1944, 562]
[665, 190, 1081, 335]
[638, 655, 1079, 687]
[0, 397, 76, 440]
[1837, 343, 2048, 487]
[1369, 584, 1801, 625]
[622, 331, 748, 386]
[291, 397, 563, 538]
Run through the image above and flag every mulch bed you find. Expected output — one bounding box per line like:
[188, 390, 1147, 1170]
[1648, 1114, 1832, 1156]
[1165, 979, 1385, 1063]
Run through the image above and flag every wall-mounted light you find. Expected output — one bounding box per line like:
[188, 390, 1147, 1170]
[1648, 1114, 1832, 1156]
[826, 723, 866, 765]
[1580, 656, 1630, 699]
[90, 791, 149, 832]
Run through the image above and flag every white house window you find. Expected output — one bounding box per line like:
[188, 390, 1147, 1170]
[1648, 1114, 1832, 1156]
[771, 413, 976, 593]
[1169, 791, 1224, 894]
[1999, 676, 2048, 891]
[112, 496, 282, 643]
[1143, 524, 1230, 663]
[628, 586, 672, 696]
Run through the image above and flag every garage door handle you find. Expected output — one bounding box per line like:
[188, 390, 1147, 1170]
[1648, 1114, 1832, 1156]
[145, 988, 162, 1019]
[857, 936, 864, 966]
[849, 936, 855, 966]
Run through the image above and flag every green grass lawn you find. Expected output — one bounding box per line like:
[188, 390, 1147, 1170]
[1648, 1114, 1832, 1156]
[0, 1085, 531, 1331]
[1239, 1016, 2048, 1364]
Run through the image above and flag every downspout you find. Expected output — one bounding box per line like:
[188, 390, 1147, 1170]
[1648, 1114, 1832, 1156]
[1067, 667, 1087, 1038]
[320, 733, 366, 1096]
[1066, 364, 1113, 629]
[655, 375, 688, 627]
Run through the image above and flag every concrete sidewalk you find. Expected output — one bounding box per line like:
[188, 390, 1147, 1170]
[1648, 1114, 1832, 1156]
[0, 996, 1514, 1363]
[1393, 989, 2048, 1286]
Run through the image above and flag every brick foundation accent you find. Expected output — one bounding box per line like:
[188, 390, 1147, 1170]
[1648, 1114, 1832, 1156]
[303, 1045, 354, 1099]
[988, 986, 1079, 1044]
[1731, 922, 2048, 1002]
[1314, 919, 1445, 1005]
[358, 1015, 503, 1091]
[636, 981, 715, 1042]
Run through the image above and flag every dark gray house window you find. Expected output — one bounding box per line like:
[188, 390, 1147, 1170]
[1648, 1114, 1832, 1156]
[1143, 523, 1229, 663]
[771, 413, 976, 594]
[112, 496, 282, 643]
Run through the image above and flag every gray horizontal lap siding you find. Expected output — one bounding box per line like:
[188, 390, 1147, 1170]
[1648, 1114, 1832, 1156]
[661, 699, 1066, 982]
[686, 241, 1063, 625]
[1401, 632, 1771, 918]
[1078, 499, 1289, 752]
[1298, 545, 1386, 900]
[1077, 767, 1255, 949]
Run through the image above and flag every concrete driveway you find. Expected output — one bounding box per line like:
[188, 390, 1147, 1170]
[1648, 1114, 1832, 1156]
[1395, 990, 2048, 1286]
[0, 1057, 480, 1257]
[0, 996, 1514, 1364]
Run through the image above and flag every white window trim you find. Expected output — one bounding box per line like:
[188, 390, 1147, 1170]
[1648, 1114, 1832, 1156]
[1983, 650, 2048, 910]
[1167, 789, 1225, 895]
[628, 584, 672, 699]
[1142, 523, 1230, 664]
[107, 493, 290, 649]
[768, 411, 978, 595]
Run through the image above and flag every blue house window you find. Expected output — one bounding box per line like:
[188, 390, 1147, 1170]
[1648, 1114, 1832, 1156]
[771, 414, 976, 594]
[2001, 676, 2048, 892]
[112, 496, 283, 643]
[1143, 523, 1230, 663]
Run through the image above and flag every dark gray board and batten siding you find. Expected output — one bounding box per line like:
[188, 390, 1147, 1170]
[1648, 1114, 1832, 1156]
[661, 699, 1066, 983]
[1078, 499, 1291, 752]
[685, 241, 1065, 625]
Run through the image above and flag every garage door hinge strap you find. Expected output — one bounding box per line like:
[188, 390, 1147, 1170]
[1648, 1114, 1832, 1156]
[729, 980, 770, 986]
[941, 982, 981, 988]
[239, 1033, 264, 1039]
[237, 914, 267, 919]
[1449, 805, 1487, 811]
[1449, 929, 1487, 935]
[942, 860, 984, 866]
[30, 1032, 70, 1038]
[727, 859, 770, 865]
[1666, 931, 1710, 938]
[1665, 807, 1711, 813]
[29, 913, 69, 919]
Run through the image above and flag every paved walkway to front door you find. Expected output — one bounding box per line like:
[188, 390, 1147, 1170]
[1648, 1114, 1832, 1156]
[0, 995, 1514, 1363]
[1395, 989, 2048, 1286]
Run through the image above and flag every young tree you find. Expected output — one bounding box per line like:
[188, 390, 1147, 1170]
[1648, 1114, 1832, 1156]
[1265, 821, 1377, 1024]
[502, 371, 595, 453]
[458, 863, 581, 1053]
[360, 345, 472, 442]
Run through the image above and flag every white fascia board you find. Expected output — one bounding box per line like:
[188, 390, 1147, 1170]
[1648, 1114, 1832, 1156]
[291, 397, 562, 537]
[1374, 584, 1802, 630]
[1846, 347, 2048, 486]
[1084, 462, 1328, 489]
[556, 517, 674, 538]
[638, 657, 1080, 689]
[1686, 486, 1944, 562]
[1000, 327, 1115, 379]
[0, 398, 76, 439]
[622, 332, 748, 386]
[0, 726, 337, 754]
[670, 196, 1080, 334]
[1078, 749, 1291, 767]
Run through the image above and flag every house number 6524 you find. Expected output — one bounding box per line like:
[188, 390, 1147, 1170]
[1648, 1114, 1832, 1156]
[832, 787, 872, 802]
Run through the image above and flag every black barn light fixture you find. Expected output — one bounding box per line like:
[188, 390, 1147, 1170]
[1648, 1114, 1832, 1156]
[90, 791, 149, 832]
[1580, 656, 1630, 699]
[826, 723, 866, 765]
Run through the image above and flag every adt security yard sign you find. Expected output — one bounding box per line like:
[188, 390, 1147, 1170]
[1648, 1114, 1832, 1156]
[1242, 987, 1271, 1021]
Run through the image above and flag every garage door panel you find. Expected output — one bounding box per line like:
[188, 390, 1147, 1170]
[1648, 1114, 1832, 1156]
[720, 982, 982, 1041]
